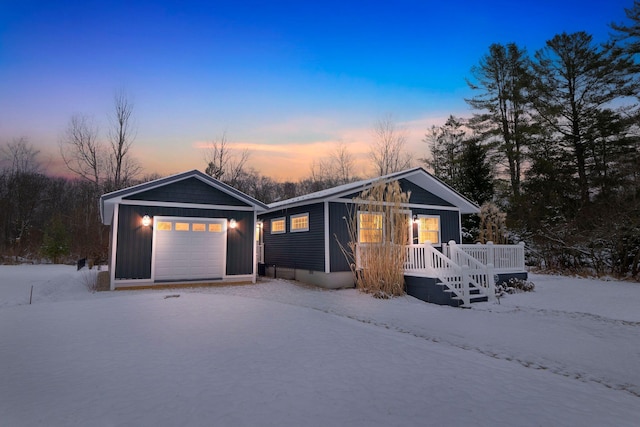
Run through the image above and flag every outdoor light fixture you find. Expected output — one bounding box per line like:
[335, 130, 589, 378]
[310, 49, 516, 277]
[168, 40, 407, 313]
[229, 219, 237, 229]
[412, 215, 419, 224]
[142, 215, 152, 227]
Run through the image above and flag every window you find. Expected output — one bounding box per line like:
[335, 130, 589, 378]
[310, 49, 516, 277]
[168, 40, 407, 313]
[192, 223, 206, 232]
[271, 217, 285, 234]
[157, 221, 172, 231]
[417, 215, 440, 245]
[290, 213, 309, 232]
[358, 212, 383, 243]
[175, 222, 190, 231]
[208, 223, 222, 233]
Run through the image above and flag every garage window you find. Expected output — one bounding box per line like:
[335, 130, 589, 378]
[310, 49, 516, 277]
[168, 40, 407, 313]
[209, 223, 222, 232]
[175, 222, 190, 231]
[192, 223, 206, 232]
[157, 221, 172, 231]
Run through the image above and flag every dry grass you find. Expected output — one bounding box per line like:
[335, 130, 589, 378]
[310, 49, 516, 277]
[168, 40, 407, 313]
[338, 180, 410, 298]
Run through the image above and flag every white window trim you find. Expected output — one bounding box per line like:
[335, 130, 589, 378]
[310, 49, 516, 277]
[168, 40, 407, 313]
[357, 211, 384, 244]
[290, 212, 309, 233]
[270, 217, 286, 234]
[416, 214, 441, 246]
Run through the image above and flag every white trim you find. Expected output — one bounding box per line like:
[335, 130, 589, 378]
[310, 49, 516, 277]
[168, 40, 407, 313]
[324, 201, 330, 273]
[270, 217, 286, 234]
[109, 204, 120, 291]
[118, 199, 255, 211]
[252, 211, 257, 283]
[290, 212, 309, 233]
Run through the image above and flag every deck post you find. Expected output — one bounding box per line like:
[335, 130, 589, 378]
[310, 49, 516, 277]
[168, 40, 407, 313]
[461, 264, 470, 306]
[486, 262, 496, 301]
[486, 241, 494, 268]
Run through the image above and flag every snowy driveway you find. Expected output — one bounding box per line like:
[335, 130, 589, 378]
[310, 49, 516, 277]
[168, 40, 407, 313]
[1, 266, 639, 426]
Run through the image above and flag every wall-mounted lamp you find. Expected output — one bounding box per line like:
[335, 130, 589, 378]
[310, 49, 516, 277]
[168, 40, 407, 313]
[412, 215, 419, 224]
[229, 219, 237, 229]
[142, 215, 152, 227]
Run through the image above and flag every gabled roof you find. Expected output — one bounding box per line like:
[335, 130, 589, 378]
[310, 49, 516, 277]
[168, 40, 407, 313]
[266, 167, 480, 214]
[100, 170, 268, 224]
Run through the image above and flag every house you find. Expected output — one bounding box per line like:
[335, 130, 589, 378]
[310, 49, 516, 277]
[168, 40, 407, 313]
[99, 170, 267, 290]
[258, 167, 527, 307]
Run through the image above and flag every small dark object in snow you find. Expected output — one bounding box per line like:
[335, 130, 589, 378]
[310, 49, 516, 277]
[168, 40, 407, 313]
[164, 294, 180, 299]
[77, 258, 86, 271]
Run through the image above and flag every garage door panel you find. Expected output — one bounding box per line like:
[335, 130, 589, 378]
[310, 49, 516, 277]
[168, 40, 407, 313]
[153, 217, 226, 282]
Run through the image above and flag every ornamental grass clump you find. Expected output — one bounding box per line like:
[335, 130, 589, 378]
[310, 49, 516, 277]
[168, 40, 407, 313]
[338, 180, 410, 298]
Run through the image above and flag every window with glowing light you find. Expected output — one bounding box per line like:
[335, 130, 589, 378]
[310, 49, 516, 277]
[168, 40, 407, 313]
[417, 215, 440, 245]
[208, 223, 222, 232]
[271, 218, 285, 234]
[290, 213, 309, 232]
[157, 222, 172, 231]
[358, 212, 383, 243]
[175, 222, 190, 231]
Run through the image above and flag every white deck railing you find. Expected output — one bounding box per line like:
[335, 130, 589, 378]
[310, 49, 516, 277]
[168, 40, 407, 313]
[449, 241, 525, 273]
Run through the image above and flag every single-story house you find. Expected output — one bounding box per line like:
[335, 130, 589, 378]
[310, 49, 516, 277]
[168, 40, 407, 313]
[258, 167, 527, 307]
[100, 170, 267, 290]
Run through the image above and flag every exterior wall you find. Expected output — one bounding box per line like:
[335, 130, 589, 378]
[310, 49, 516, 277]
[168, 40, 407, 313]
[124, 177, 249, 206]
[115, 204, 254, 280]
[329, 202, 352, 273]
[260, 203, 324, 271]
[264, 266, 355, 289]
[399, 179, 455, 207]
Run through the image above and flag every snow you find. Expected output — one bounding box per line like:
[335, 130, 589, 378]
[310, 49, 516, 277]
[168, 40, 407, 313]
[1, 266, 639, 426]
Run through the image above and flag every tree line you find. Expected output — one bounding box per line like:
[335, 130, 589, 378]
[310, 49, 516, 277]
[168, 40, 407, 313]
[426, 2, 640, 277]
[2, 2, 640, 279]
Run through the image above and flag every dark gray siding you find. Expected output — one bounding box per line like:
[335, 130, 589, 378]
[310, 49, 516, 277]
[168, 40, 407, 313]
[260, 203, 324, 271]
[329, 202, 352, 272]
[399, 179, 454, 207]
[340, 179, 454, 207]
[115, 204, 254, 280]
[124, 177, 249, 206]
[411, 207, 460, 244]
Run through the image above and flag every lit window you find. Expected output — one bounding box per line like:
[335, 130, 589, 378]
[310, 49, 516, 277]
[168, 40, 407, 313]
[417, 216, 440, 245]
[157, 221, 172, 231]
[192, 223, 206, 232]
[175, 222, 190, 231]
[271, 218, 285, 234]
[358, 212, 383, 243]
[208, 223, 222, 232]
[290, 213, 309, 232]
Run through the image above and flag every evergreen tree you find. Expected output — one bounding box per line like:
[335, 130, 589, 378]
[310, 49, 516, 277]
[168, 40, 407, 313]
[41, 215, 70, 264]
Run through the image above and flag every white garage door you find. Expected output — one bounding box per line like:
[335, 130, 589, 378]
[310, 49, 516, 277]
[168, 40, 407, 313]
[153, 217, 226, 282]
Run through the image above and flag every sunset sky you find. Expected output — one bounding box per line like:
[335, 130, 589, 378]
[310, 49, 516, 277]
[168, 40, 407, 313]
[0, 0, 631, 181]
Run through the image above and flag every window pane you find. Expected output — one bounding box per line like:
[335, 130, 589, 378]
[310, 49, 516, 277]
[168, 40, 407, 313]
[208, 223, 222, 232]
[417, 216, 440, 244]
[192, 223, 206, 232]
[359, 213, 383, 243]
[157, 221, 172, 231]
[175, 222, 189, 231]
[291, 214, 309, 231]
[271, 218, 285, 233]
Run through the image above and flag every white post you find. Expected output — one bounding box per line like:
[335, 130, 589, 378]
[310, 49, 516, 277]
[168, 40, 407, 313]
[486, 241, 494, 269]
[518, 241, 526, 270]
[486, 262, 496, 301]
[461, 265, 470, 306]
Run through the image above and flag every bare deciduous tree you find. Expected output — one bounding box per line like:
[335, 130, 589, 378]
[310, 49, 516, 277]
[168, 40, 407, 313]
[60, 114, 104, 190]
[369, 115, 412, 176]
[204, 131, 250, 187]
[309, 141, 357, 187]
[107, 90, 140, 190]
[1, 137, 41, 175]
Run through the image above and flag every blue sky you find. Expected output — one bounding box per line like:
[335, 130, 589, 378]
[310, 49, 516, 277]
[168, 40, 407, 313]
[0, 0, 632, 179]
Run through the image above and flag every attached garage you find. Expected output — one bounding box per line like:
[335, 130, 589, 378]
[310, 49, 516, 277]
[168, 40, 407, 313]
[99, 170, 267, 290]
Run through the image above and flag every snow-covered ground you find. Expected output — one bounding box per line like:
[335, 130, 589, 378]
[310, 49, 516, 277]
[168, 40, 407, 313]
[1, 265, 639, 426]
